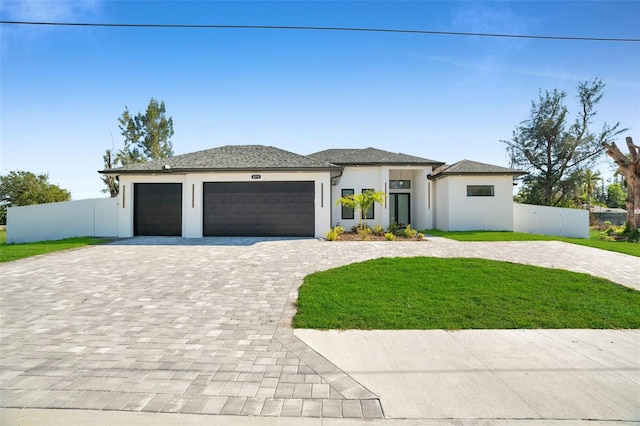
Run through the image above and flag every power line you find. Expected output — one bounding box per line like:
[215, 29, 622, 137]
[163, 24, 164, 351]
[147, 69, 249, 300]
[1, 20, 639, 43]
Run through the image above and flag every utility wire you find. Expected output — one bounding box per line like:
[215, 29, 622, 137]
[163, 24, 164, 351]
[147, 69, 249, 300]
[1, 20, 639, 43]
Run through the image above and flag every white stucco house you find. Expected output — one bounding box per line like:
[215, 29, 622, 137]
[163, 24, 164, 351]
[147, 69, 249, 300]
[99, 145, 525, 238]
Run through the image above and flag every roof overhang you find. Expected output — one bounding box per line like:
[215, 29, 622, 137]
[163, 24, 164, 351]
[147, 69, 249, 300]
[428, 171, 527, 181]
[99, 166, 344, 178]
[337, 161, 445, 167]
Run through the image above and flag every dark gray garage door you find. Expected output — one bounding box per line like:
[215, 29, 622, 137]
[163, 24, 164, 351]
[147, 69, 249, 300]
[134, 183, 182, 236]
[203, 181, 314, 237]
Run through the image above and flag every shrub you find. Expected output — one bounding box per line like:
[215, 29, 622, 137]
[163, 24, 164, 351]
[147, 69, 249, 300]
[597, 221, 640, 243]
[387, 223, 402, 236]
[384, 232, 395, 241]
[358, 227, 371, 240]
[325, 229, 338, 241]
[621, 222, 640, 242]
[325, 226, 346, 241]
[598, 232, 614, 242]
[370, 224, 385, 236]
[417, 232, 424, 240]
[403, 225, 417, 238]
[604, 226, 619, 236]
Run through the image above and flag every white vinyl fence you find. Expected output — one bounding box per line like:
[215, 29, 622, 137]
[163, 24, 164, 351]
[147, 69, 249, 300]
[6, 198, 118, 244]
[513, 203, 589, 239]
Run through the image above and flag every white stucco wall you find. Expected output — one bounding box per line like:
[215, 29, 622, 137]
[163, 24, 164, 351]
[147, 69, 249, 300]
[411, 169, 431, 229]
[433, 175, 514, 231]
[117, 171, 332, 238]
[433, 177, 449, 231]
[331, 167, 387, 230]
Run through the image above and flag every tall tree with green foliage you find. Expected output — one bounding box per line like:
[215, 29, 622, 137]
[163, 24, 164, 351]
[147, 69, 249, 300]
[0, 171, 71, 225]
[582, 169, 602, 204]
[103, 98, 175, 195]
[606, 183, 626, 209]
[117, 98, 174, 162]
[503, 79, 625, 207]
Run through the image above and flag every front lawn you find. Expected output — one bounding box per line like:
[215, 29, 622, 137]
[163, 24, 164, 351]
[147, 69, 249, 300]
[0, 230, 110, 262]
[293, 257, 640, 330]
[424, 229, 640, 258]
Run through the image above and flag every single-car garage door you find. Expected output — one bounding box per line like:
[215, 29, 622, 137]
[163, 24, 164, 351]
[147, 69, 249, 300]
[203, 181, 314, 237]
[134, 183, 182, 236]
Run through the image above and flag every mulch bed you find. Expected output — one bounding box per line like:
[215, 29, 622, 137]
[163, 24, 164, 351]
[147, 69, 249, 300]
[329, 232, 426, 241]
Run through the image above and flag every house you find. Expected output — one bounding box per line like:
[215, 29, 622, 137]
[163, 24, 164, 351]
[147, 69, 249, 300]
[589, 205, 627, 226]
[99, 145, 525, 238]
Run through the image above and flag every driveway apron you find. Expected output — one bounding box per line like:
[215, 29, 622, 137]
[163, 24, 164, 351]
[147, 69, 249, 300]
[1, 236, 638, 419]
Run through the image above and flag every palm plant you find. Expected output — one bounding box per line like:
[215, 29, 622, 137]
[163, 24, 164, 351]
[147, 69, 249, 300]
[336, 190, 385, 230]
[582, 169, 602, 204]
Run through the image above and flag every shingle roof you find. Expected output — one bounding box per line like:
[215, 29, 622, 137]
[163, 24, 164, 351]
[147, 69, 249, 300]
[430, 159, 526, 180]
[308, 147, 443, 166]
[100, 145, 342, 174]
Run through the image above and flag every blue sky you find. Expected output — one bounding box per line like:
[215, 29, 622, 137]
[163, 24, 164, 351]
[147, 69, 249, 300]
[1, 1, 639, 200]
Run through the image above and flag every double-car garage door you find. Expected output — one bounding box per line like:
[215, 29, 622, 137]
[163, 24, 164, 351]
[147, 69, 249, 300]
[134, 181, 315, 237]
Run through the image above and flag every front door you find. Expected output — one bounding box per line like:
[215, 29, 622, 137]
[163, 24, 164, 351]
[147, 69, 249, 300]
[389, 193, 410, 226]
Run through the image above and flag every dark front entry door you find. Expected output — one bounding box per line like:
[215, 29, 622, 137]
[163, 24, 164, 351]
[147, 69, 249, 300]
[389, 193, 410, 226]
[203, 181, 315, 237]
[134, 183, 182, 236]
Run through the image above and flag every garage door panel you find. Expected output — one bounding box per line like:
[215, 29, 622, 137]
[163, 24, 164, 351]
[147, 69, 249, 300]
[203, 181, 314, 237]
[134, 183, 182, 236]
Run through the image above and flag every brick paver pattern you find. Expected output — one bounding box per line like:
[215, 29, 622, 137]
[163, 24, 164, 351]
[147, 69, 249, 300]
[1, 237, 638, 418]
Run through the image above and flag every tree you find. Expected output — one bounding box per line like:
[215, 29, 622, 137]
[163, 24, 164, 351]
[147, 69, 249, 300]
[115, 107, 146, 166]
[503, 79, 626, 207]
[606, 183, 626, 209]
[103, 98, 175, 195]
[582, 169, 602, 205]
[117, 98, 174, 161]
[101, 149, 119, 198]
[603, 136, 640, 229]
[0, 171, 71, 225]
[336, 190, 386, 230]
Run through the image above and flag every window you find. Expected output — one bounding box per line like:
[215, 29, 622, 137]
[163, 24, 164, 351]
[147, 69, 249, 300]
[389, 180, 411, 189]
[341, 189, 354, 219]
[362, 189, 374, 219]
[467, 185, 494, 197]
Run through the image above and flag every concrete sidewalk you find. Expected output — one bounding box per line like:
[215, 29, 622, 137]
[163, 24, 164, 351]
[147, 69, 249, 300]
[2, 408, 626, 425]
[296, 329, 640, 422]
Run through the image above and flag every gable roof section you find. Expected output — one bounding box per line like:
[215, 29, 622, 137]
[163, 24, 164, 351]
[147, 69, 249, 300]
[100, 145, 342, 174]
[308, 147, 443, 166]
[429, 159, 526, 180]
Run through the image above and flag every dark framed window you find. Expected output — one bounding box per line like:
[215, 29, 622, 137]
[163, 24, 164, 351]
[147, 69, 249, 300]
[389, 180, 411, 189]
[362, 189, 374, 219]
[467, 185, 494, 197]
[341, 189, 354, 219]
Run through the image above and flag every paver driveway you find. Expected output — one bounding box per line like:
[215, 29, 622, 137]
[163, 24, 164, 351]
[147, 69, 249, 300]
[1, 236, 639, 419]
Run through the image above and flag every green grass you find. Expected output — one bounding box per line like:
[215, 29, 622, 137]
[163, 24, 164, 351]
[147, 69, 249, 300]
[0, 230, 110, 262]
[423, 229, 640, 258]
[293, 257, 640, 330]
